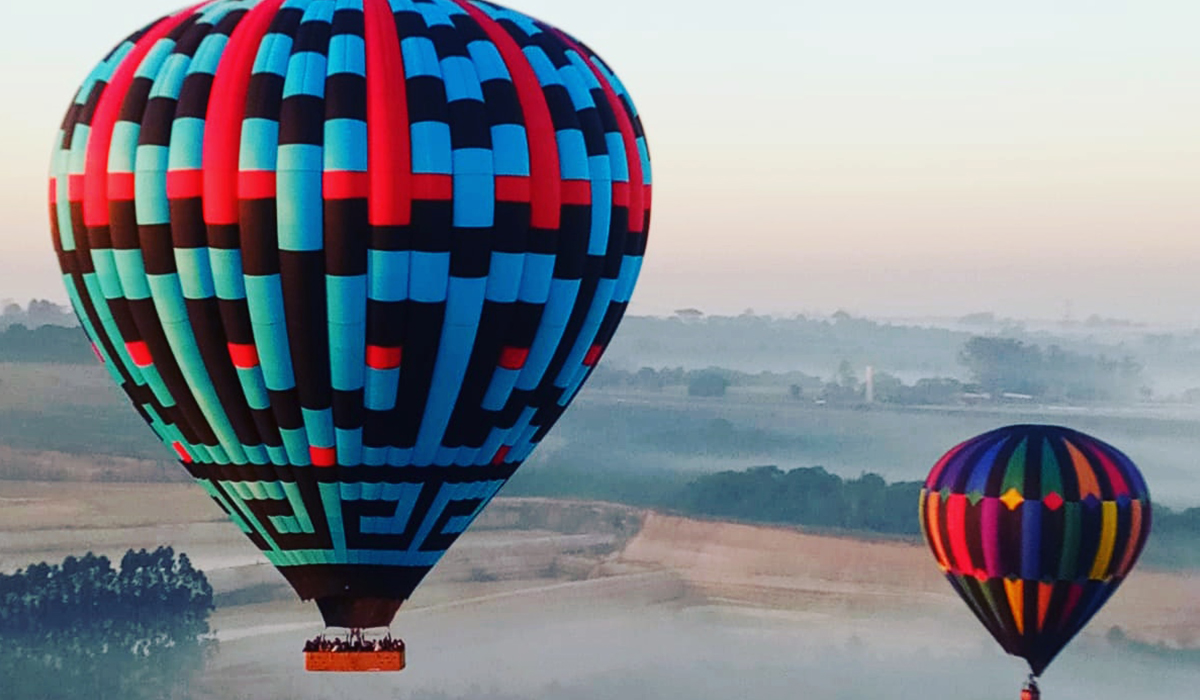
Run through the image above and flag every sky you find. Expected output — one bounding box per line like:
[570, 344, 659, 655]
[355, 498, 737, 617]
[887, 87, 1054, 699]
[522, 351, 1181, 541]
[1, 0, 1197, 323]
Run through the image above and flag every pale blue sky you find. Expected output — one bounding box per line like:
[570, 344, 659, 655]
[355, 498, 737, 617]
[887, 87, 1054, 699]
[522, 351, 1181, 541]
[2, 0, 1197, 322]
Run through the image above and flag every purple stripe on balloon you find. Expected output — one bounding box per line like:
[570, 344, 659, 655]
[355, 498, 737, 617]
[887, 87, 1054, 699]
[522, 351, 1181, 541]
[1021, 502, 1043, 581]
[980, 497, 1003, 577]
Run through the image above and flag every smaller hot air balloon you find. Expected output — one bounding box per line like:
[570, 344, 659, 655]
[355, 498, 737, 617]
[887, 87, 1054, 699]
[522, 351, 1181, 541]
[919, 424, 1151, 698]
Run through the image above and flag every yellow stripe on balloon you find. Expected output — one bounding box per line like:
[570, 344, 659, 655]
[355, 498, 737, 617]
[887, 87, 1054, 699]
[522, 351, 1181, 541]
[1090, 500, 1118, 580]
[1004, 578, 1025, 635]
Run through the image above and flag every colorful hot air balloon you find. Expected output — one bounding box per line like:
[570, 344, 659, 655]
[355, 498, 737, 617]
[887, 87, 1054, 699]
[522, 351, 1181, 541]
[919, 425, 1151, 696]
[47, 0, 650, 657]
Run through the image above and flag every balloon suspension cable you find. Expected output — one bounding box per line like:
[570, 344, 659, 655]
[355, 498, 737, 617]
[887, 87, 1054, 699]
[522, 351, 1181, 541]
[1020, 674, 1041, 700]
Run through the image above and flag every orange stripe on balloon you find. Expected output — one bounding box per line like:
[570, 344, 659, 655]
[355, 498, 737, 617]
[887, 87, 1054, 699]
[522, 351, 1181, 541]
[1004, 578, 1025, 635]
[1114, 500, 1144, 577]
[1065, 440, 1102, 500]
[1037, 581, 1053, 633]
[924, 491, 952, 571]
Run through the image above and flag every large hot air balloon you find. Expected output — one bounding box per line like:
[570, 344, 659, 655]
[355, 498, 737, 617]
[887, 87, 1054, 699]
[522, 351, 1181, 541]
[919, 424, 1151, 697]
[48, 0, 649, 668]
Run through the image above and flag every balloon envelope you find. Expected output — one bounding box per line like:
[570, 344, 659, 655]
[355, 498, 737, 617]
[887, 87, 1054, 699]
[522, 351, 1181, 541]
[919, 424, 1151, 676]
[49, 0, 649, 628]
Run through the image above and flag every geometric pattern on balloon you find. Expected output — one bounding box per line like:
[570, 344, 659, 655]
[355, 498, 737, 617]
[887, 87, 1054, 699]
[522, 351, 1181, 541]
[919, 424, 1151, 677]
[48, 0, 650, 617]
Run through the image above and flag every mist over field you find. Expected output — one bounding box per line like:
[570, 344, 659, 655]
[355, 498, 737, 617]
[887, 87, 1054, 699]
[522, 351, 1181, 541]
[5, 302, 1200, 700]
[208, 603, 1200, 700]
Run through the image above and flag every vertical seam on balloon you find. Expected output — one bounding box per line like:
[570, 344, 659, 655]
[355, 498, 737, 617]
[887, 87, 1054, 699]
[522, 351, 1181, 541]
[195, 0, 288, 465]
[363, 0, 413, 466]
[1089, 500, 1118, 579]
[109, 17, 220, 464]
[552, 28, 645, 237]
[325, 0, 369, 469]
[1064, 440, 1102, 501]
[279, 1, 337, 465]
[1114, 500, 1143, 577]
[409, 0, 492, 467]
[83, 12, 195, 391]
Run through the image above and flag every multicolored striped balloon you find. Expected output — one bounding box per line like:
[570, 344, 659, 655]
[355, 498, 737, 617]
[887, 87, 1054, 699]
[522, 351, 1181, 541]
[48, 0, 649, 629]
[919, 425, 1151, 677]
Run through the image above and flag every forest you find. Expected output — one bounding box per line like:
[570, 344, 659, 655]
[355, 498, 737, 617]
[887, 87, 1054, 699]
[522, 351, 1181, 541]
[0, 546, 215, 700]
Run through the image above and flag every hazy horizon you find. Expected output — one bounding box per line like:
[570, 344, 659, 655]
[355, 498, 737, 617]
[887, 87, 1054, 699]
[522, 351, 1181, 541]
[1, 0, 1196, 326]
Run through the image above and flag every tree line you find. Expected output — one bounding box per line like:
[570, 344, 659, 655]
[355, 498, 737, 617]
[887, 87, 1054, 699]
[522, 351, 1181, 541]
[0, 546, 215, 700]
[0, 299, 77, 331]
[0, 323, 95, 364]
[508, 461, 1200, 571]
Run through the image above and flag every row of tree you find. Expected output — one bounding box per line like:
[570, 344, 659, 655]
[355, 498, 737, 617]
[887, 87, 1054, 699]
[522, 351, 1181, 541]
[0, 299, 76, 331]
[958, 336, 1146, 402]
[0, 547, 214, 700]
[673, 465, 922, 535]
[0, 323, 95, 363]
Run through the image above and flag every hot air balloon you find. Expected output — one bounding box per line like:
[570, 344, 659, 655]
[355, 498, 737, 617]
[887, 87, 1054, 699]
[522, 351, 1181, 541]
[48, 0, 650, 671]
[919, 425, 1151, 697]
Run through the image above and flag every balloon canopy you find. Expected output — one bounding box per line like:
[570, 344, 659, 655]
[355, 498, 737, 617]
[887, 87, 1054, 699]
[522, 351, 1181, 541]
[49, 0, 649, 628]
[919, 425, 1151, 676]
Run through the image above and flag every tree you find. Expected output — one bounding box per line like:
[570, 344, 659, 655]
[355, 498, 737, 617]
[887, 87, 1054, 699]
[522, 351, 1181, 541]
[687, 370, 729, 397]
[0, 547, 215, 700]
[959, 336, 1044, 395]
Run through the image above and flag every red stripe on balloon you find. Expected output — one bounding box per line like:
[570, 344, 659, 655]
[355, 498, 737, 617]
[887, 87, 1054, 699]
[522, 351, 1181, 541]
[411, 173, 453, 201]
[310, 446, 337, 468]
[125, 340, 153, 367]
[227, 342, 260, 369]
[453, 0, 561, 229]
[1092, 447, 1131, 498]
[203, 0, 284, 225]
[106, 172, 136, 201]
[491, 445, 511, 466]
[166, 169, 203, 199]
[582, 343, 603, 367]
[560, 179, 591, 206]
[925, 439, 969, 489]
[495, 175, 531, 202]
[611, 181, 629, 207]
[497, 346, 529, 370]
[550, 29, 646, 233]
[364, 0, 412, 226]
[324, 171, 370, 200]
[238, 170, 277, 199]
[84, 10, 197, 227]
[366, 345, 403, 370]
[945, 493, 974, 576]
[173, 441, 193, 463]
[68, 174, 85, 202]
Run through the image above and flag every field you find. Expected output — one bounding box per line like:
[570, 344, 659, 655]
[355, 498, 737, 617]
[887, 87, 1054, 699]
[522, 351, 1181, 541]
[2, 481, 1198, 700]
[8, 361, 1200, 506]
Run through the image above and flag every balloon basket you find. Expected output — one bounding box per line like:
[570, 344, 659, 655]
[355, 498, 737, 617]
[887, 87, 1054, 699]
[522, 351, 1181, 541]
[305, 648, 405, 673]
[1020, 675, 1040, 700]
